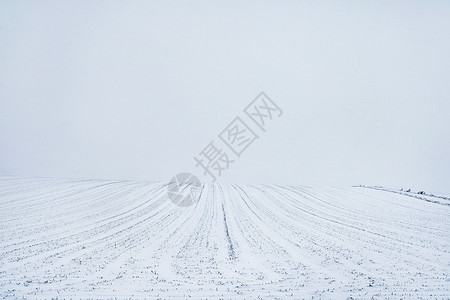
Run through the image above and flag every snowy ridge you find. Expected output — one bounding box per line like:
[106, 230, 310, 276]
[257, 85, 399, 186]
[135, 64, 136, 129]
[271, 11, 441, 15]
[356, 185, 450, 207]
[0, 177, 449, 299]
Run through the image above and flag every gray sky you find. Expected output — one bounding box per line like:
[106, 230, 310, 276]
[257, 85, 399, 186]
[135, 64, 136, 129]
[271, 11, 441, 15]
[1, 0, 449, 193]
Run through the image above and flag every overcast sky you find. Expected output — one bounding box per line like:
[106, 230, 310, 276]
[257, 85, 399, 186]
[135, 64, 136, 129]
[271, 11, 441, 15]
[1, 0, 449, 193]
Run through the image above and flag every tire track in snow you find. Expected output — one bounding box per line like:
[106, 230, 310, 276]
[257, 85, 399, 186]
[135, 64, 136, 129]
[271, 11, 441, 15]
[221, 203, 235, 260]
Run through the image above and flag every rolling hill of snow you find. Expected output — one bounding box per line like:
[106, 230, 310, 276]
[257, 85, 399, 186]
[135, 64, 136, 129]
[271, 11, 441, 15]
[0, 176, 449, 299]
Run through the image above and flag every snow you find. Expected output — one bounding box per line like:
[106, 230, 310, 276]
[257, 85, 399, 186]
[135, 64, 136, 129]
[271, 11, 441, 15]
[1, 176, 449, 299]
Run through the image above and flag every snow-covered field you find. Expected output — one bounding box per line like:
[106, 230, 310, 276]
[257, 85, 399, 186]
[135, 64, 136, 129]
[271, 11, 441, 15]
[0, 176, 449, 299]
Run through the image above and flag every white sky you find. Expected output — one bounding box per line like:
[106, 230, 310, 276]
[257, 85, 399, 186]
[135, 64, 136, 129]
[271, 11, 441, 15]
[1, 1, 449, 193]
